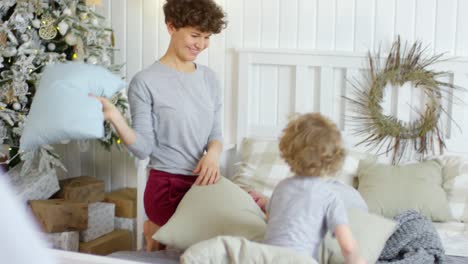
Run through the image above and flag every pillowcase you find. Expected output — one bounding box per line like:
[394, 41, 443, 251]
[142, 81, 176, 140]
[153, 177, 267, 250]
[319, 208, 396, 264]
[357, 159, 452, 222]
[232, 137, 375, 197]
[181, 236, 318, 264]
[232, 137, 293, 197]
[437, 155, 468, 222]
[334, 151, 377, 188]
[20, 62, 125, 151]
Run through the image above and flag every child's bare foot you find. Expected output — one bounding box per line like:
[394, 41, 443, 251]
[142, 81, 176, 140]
[143, 220, 164, 252]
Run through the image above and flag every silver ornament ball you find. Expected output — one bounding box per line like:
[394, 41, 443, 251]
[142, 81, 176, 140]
[47, 43, 56, 51]
[12, 102, 21, 110]
[86, 56, 98, 64]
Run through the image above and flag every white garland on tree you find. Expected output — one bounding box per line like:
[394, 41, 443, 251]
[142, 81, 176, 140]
[0, 0, 127, 176]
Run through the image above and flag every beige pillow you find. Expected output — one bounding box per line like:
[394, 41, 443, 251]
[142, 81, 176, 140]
[320, 208, 396, 264]
[153, 177, 267, 250]
[437, 155, 468, 222]
[357, 159, 452, 222]
[232, 137, 376, 197]
[232, 138, 293, 197]
[181, 236, 317, 264]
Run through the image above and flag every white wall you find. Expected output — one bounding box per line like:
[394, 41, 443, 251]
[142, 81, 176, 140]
[55, 0, 468, 189]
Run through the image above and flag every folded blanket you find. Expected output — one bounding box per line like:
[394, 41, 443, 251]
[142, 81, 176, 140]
[377, 210, 446, 264]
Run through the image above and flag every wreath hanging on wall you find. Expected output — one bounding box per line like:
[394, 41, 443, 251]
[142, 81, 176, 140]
[346, 37, 462, 164]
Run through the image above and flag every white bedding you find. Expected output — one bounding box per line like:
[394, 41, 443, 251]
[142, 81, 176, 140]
[434, 222, 468, 257]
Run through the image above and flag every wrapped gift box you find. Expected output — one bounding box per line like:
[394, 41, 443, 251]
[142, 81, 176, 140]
[45, 231, 79, 251]
[115, 217, 136, 249]
[8, 166, 59, 202]
[80, 202, 115, 242]
[104, 188, 137, 218]
[115, 217, 136, 232]
[79, 229, 132, 256]
[29, 199, 88, 233]
[54, 176, 104, 203]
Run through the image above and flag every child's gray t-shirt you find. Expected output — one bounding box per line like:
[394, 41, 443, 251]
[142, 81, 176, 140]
[264, 176, 348, 260]
[126, 62, 223, 175]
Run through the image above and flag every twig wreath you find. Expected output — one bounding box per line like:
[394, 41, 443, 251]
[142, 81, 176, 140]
[346, 37, 462, 164]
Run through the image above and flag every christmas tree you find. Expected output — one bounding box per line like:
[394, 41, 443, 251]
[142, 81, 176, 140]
[0, 0, 127, 175]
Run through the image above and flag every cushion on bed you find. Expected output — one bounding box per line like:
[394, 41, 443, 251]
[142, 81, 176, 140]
[320, 208, 397, 264]
[153, 177, 267, 250]
[437, 156, 468, 223]
[181, 236, 317, 264]
[232, 137, 376, 197]
[232, 138, 293, 197]
[357, 159, 453, 222]
[20, 62, 125, 151]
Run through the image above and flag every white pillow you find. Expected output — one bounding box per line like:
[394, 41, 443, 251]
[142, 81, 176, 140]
[436, 156, 468, 222]
[20, 62, 125, 151]
[153, 177, 266, 250]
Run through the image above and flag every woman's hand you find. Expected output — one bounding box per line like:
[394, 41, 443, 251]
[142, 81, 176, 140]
[193, 152, 220, 185]
[89, 94, 137, 146]
[90, 94, 120, 122]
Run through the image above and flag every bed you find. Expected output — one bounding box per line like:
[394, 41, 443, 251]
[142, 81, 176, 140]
[54, 48, 468, 263]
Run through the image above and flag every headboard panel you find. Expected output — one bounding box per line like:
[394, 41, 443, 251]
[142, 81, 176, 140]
[236, 48, 468, 156]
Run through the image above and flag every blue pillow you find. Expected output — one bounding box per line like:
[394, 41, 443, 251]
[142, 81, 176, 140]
[20, 62, 125, 151]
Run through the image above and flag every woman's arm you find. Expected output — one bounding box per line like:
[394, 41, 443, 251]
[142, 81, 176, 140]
[193, 139, 222, 185]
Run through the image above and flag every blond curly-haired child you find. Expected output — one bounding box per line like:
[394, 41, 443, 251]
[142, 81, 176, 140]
[263, 113, 366, 264]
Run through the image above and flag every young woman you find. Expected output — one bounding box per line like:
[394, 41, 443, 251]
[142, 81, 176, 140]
[95, 0, 227, 251]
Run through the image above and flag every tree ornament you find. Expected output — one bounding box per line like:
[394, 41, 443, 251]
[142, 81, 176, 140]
[63, 8, 72, 16]
[20, 34, 30, 42]
[57, 20, 69, 36]
[65, 33, 77, 45]
[38, 15, 57, 40]
[47, 43, 56, 51]
[12, 102, 21, 110]
[3, 46, 17, 57]
[32, 19, 41, 29]
[86, 55, 98, 64]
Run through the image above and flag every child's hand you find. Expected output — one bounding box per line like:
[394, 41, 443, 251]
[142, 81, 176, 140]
[247, 189, 268, 213]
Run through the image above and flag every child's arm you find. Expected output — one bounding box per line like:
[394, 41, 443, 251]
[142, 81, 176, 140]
[334, 224, 366, 264]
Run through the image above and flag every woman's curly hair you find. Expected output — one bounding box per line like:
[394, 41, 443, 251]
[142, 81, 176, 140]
[279, 113, 346, 177]
[163, 0, 227, 34]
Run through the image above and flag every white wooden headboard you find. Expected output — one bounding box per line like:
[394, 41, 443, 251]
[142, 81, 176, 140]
[236, 48, 468, 155]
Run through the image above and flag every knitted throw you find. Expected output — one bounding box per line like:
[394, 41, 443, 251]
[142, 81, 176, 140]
[377, 210, 445, 264]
